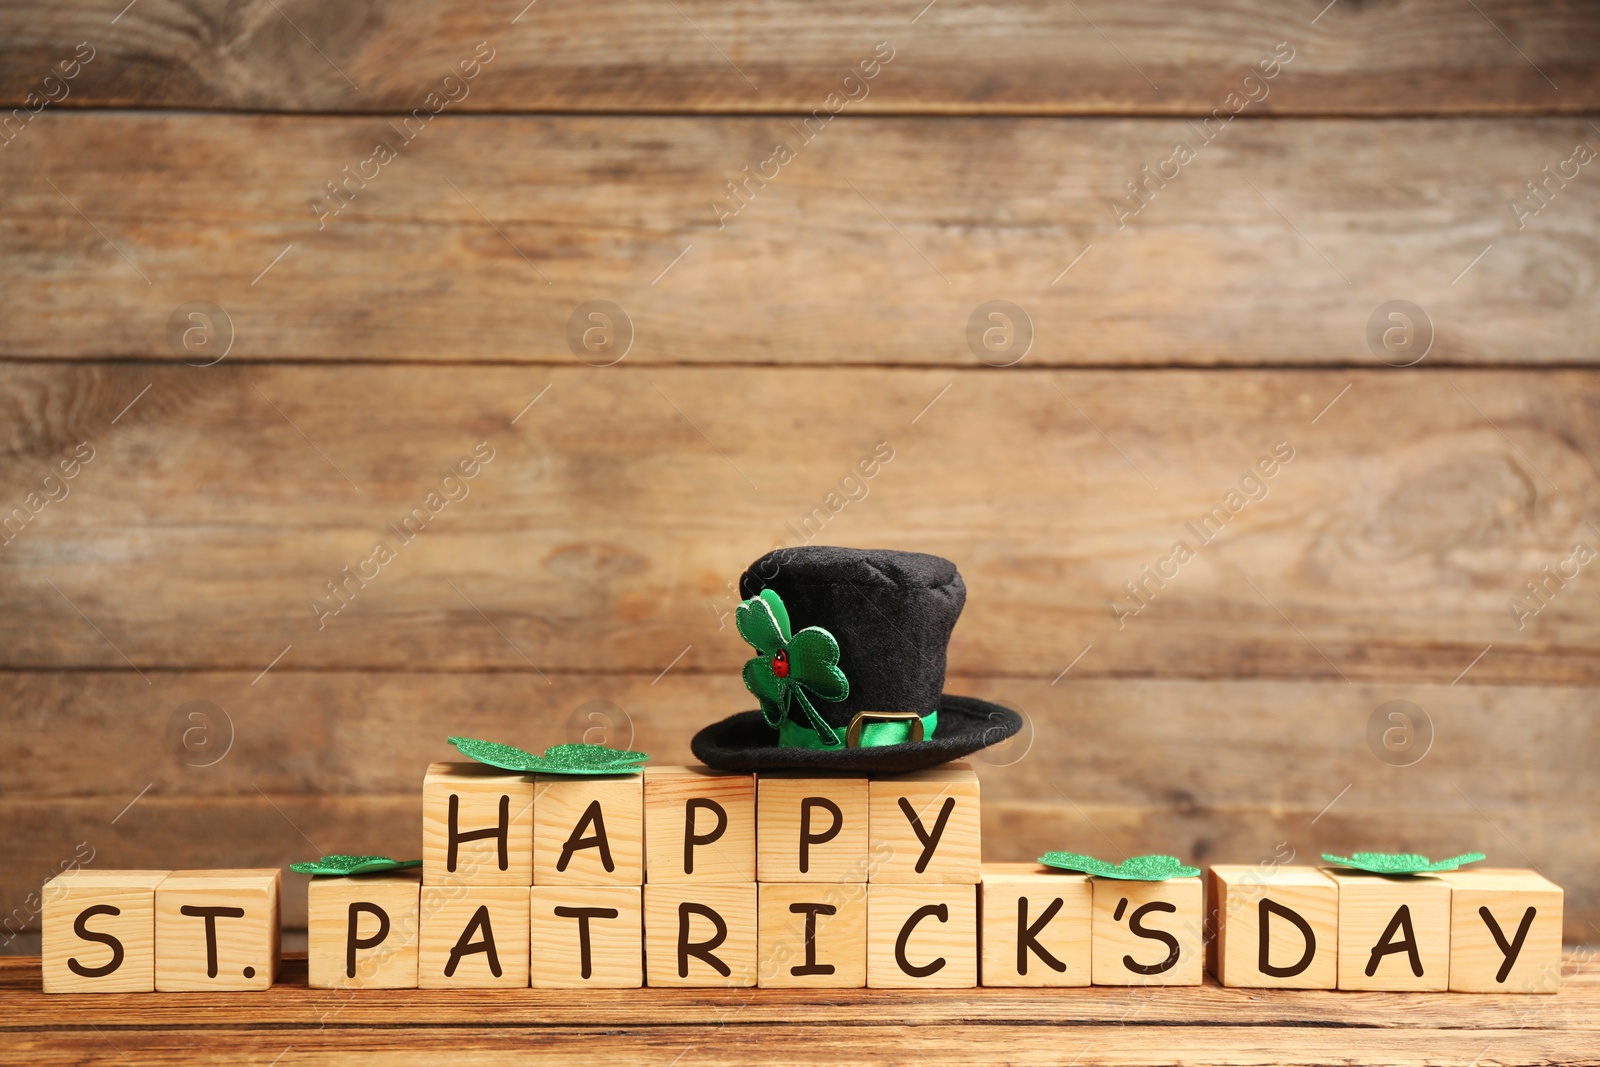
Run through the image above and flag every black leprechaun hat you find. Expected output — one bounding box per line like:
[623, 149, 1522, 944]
[690, 546, 1022, 773]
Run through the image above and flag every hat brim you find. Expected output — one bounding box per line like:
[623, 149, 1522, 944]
[690, 694, 1023, 774]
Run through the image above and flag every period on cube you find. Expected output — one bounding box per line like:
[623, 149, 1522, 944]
[867, 762, 981, 884]
[757, 772, 869, 883]
[42, 870, 168, 994]
[155, 870, 280, 992]
[1326, 868, 1451, 991]
[423, 761, 535, 887]
[1438, 868, 1563, 993]
[529, 885, 642, 988]
[644, 765, 755, 883]
[758, 882, 867, 988]
[643, 883, 757, 987]
[1090, 875, 1204, 986]
[979, 863, 1091, 987]
[533, 772, 644, 885]
[866, 883, 979, 988]
[419, 885, 530, 989]
[307, 869, 422, 989]
[1209, 866, 1338, 989]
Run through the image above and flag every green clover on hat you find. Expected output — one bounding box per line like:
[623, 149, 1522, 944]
[737, 588, 849, 746]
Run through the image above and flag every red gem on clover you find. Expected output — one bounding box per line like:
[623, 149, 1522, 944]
[771, 649, 790, 678]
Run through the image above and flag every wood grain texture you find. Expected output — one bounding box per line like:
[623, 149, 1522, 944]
[1, 1, 1596, 114]
[6, 952, 1599, 1029]
[2, 117, 1598, 365]
[4, 671, 1595, 936]
[2, 364, 1597, 681]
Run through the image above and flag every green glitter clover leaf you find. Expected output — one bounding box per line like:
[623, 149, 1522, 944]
[289, 855, 422, 877]
[448, 737, 648, 775]
[1320, 851, 1486, 875]
[1038, 852, 1201, 881]
[737, 588, 850, 746]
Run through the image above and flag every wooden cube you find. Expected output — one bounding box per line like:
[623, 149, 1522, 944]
[42, 870, 167, 993]
[757, 882, 867, 988]
[1326, 868, 1451, 991]
[643, 883, 757, 987]
[867, 763, 981, 884]
[419, 885, 529, 988]
[423, 762, 535, 886]
[307, 870, 421, 989]
[1091, 876, 1204, 986]
[644, 765, 755, 883]
[155, 870, 280, 992]
[1438, 868, 1563, 993]
[529, 885, 642, 988]
[979, 863, 1091, 987]
[533, 773, 643, 885]
[1208, 866, 1338, 989]
[867, 883, 979, 988]
[757, 772, 869, 883]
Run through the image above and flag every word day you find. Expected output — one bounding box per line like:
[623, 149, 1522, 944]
[43, 762, 1560, 993]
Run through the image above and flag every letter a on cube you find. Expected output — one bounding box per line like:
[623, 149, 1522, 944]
[419, 886, 529, 989]
[42, 870, 168, 993]
[1326, 868, 1450, 991]
[534, 773, 643, 885]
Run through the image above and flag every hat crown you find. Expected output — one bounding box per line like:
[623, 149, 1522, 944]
[739, 546, 965, 724]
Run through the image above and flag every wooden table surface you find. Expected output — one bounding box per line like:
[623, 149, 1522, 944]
[4, 952, 1597, 1066]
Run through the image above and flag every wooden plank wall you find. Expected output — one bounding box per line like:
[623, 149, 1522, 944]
[1, 2, 1596, 940]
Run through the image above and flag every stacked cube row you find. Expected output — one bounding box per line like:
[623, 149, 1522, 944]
[41, 760, 1563, 994]
[356, 761, 984, 988]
